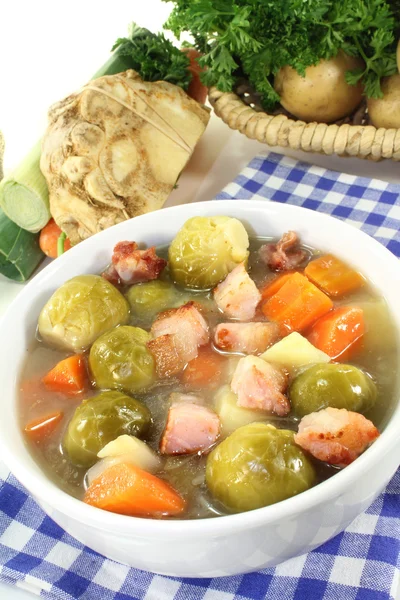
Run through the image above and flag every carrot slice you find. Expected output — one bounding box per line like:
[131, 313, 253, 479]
[181, 345, 227, 388]
[260, 271, 296, 301]
[24, 411, 63, 443]
[42, 355, 86, 395]
[262, 272, 333, 334]
[307, 306, 365, 360]
[39, 219, 71, 259]
[305, 254, 365, 298]
[84, 462, 186, 517]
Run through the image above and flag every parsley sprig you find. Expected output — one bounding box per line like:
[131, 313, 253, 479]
[163, 0, 399, 109]
[112, 22, 191, 89]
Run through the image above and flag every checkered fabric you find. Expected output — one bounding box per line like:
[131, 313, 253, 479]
[1, 152, 399, 600]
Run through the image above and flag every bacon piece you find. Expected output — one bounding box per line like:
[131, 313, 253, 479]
[147, 335, 182, 378]
[259, 231, 307, 271]
[213, 263, 261, 321]
[231, 356, 290, 416]
[214, 322, 280, 355]
[294, 407, 380, 467]
[160, 400, 220, 455]
[102, 241, 166, 285]
[149, 302, 209, 378]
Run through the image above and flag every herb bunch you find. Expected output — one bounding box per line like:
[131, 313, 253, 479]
[163, 0, 399, 109]
[112, 22, 191, 89]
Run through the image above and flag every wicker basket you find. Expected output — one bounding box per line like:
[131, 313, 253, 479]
[208, 85, 400, 161]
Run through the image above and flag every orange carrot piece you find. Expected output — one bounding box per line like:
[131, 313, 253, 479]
[262, 272, 333, 334]
[42, 355, 86, 395]
[260, 271, 296, 301]
[39, 219, 71, 259]
[181, 345, 227, 388]
[182, 48, 208, 104]
[305, 254, 365, 298]
[24, 411, 64, 443]
[84, 462, 186, 517]
[307, 306, 365, 360]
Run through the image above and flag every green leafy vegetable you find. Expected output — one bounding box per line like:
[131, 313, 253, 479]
[112, 22, 191, 89]
[0, 208, 43, 281]
[164, 0, 399, 108]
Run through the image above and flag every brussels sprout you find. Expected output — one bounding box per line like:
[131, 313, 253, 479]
[290, 363, 377, 417]
[206, 423, 316, 513]
[89, 326, 156, 393]
[125, 280, 181, 326]
[63, 391, 151, 467]
[168, 216, 249, 289]
[38, 275, 129, 352]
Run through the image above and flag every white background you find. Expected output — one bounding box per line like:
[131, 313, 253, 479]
[1, 2, 400, 598]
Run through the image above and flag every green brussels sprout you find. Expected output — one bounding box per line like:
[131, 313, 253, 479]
[63, 391, 151, 467]
[89, 326, 156, 393]
[206, 423, 316, 513]
[290, 363, 377, 417]
[38, 275, 129, 352]
[168, 216, 249, 289]
[125, 280, 181, 326]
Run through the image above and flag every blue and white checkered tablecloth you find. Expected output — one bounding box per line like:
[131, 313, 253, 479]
[0, 152, 399, 600]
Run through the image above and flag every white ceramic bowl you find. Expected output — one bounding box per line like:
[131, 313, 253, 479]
[0, 200, 399, 578]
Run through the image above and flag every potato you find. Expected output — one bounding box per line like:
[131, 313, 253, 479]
[274, 52, 364, 123]
[260, 332, 330, 375]
[214, 385, 269, 436]
[367, 75, 400, 129]
[98, 435, 161, 472]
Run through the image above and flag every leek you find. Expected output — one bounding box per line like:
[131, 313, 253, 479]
[0, 208, 43, 281]
[92, 52, 133, 79]
[0, 140, 50, 233]
[0, 135, 44, 281]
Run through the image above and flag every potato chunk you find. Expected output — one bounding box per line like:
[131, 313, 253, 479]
[261, 332, 330, 374]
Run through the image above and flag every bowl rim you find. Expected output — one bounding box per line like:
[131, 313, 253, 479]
[1, 199, 399, 538]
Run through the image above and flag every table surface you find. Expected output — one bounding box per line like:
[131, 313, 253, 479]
[1, 2, 400, 598]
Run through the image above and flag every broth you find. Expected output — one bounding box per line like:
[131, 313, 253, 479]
[19, 238, 399, 519]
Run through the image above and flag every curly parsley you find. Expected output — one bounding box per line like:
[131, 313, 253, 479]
[112, 22, 191, 89]
[163, 0, 399, 109]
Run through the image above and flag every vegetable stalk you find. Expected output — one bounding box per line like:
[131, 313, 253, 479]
[0, 208, 43, 281]
[0, 135, 43, 281]
[0, 140, 50, 233]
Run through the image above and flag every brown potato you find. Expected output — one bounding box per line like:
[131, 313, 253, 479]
[367, 75, 400, 129]
[274, 52, 364, 123]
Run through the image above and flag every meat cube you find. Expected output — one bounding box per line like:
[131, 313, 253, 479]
[259, 231, 307, 271]
[147, 335, 183, 378]
[149, 302, 209, 377]
[102, 241, 166, 285]
[294, 407, 380, 467]
[213, 263, 261, 321]
[214, 322, 280, 355]
[160, 400, 220, 455]
[231, 355, 290, 416]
